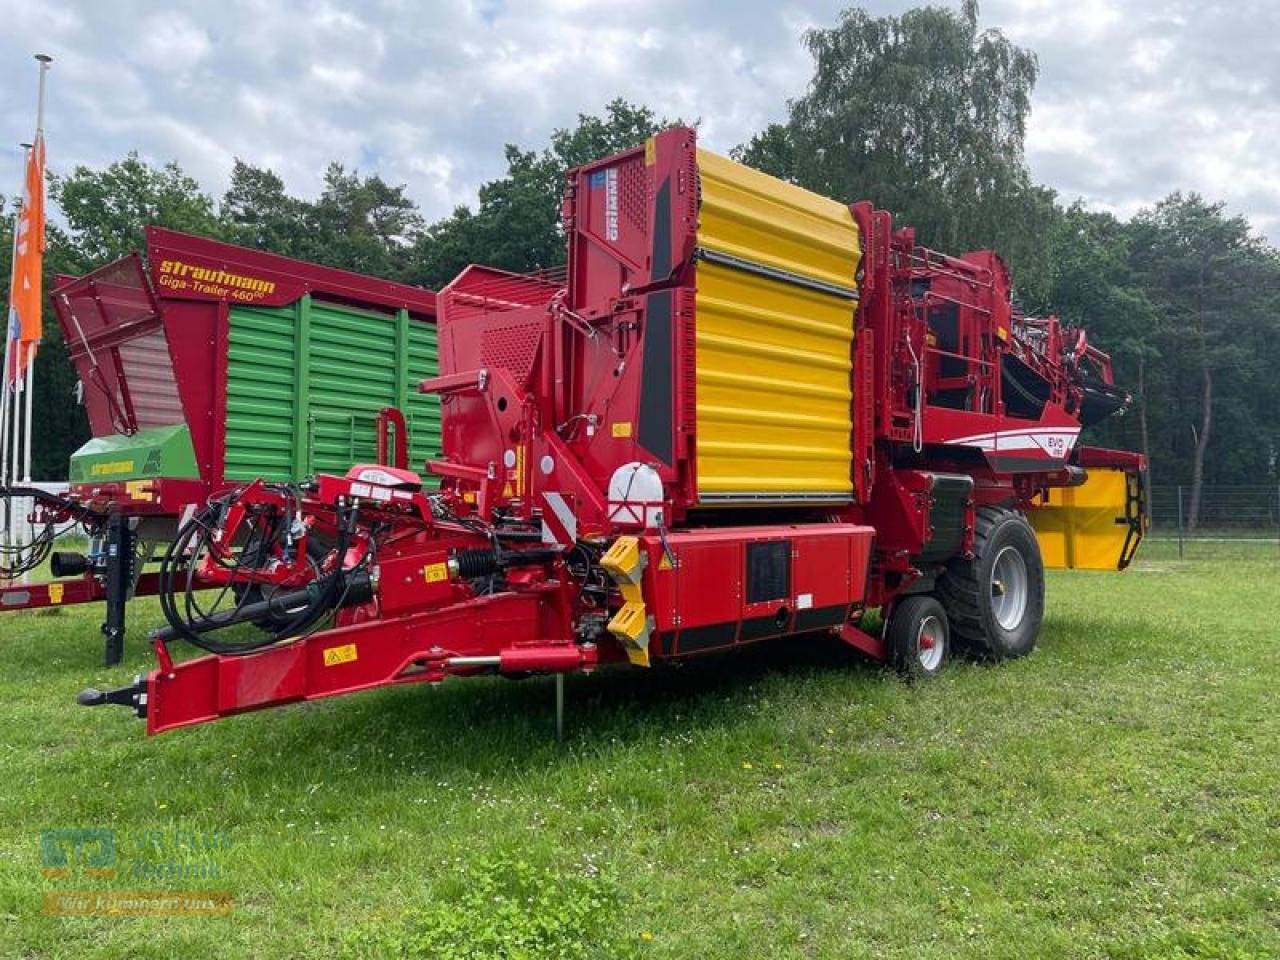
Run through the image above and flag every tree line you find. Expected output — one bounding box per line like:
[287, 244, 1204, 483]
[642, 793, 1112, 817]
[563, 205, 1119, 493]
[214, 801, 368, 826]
[3, 2, 1277, 526]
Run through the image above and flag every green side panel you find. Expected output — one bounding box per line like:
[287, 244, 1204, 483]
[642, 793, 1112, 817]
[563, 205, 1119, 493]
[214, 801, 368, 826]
[69, 424, 199, 483]
[225, 303, 298, 482]
[307, 301, 399, 475]
[405, 320, 442, 474]
[224, 301, 441, 483]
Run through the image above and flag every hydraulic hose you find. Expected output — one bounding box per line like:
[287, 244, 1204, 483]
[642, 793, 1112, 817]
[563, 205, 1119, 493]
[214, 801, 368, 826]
[150, 571, 372, 644]
[156, 490, 362, 657]
[0, 486, 90, 579]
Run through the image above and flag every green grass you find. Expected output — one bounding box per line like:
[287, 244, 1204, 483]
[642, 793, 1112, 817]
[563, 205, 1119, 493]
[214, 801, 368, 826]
[0, 541, 1276, 958]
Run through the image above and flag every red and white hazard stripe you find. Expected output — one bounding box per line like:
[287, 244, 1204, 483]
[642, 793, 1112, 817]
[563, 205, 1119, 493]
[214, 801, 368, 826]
[539, 492, 578, 547]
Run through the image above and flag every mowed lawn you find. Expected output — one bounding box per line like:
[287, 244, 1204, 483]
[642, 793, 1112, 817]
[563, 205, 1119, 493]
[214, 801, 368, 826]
[0, 540, 1275, 959]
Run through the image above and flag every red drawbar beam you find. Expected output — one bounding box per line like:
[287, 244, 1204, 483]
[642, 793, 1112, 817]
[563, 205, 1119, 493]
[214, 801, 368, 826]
[0, 571, 187, 612]
[145, 590, 594, 734]
[1, 577, 108, 610]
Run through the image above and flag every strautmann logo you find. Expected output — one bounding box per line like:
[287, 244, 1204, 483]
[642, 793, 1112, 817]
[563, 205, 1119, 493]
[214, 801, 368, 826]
[89, 459, 135, 477]
[158, 259, 276, 295]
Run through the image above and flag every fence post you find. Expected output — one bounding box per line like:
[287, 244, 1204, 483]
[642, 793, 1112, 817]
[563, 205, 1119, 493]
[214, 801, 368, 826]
[1176, 485, 1185, 559]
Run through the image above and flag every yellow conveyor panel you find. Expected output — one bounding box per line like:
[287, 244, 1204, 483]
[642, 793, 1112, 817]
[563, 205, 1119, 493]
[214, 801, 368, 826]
[694, 148, 861, 502]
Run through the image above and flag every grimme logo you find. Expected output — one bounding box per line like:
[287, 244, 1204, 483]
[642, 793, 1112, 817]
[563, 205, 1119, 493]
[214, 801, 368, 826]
[589, 167, 621, 243]
[604, 166, 619, 242]
[41, 828, 116, 878]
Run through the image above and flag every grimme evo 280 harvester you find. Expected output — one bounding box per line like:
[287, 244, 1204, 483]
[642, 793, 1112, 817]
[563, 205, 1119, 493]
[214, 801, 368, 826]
[1, 228, 441, 665]
[81, 128, 1146, 734]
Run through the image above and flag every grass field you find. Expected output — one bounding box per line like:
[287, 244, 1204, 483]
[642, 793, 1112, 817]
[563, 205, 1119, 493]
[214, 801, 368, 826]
[0, 540, 1275, 959]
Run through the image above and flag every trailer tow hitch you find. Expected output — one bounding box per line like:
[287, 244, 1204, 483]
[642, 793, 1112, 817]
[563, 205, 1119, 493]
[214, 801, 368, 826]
[77, 676, 147, 717]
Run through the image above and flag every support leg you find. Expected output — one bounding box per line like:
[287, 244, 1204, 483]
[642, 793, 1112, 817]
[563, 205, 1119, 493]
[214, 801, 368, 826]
[555, 673, 565, 742]
[102, 513, 134, 667]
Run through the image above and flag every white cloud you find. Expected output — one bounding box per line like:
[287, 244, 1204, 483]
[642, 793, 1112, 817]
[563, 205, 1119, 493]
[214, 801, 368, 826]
[133, 16, 212, 73]
[0, 0, 1275, 244]
[309, 63, 368, 100]
[986, 0, 1280, 239]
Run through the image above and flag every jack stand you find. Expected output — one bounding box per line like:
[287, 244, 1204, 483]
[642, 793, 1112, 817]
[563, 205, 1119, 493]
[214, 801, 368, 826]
[555, 673, 565, 742]
[102, 512, 135, 667]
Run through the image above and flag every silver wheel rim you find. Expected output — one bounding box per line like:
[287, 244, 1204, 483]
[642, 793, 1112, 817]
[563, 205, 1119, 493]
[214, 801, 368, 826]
[916, 615, 944, 671]
[990, 545, 1029, 631]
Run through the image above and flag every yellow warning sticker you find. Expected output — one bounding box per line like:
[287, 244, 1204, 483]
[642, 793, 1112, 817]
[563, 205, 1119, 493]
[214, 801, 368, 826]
[612, 422, 633, 439]
[323, 643, 358, 667]
[658, 552, 674, 571]
[48, 583, 64, 604]
[644, 137, 656, 167]
[125, 480, 154, 502]
[514, 444, 526, 499]
[423, 562, 449, 584]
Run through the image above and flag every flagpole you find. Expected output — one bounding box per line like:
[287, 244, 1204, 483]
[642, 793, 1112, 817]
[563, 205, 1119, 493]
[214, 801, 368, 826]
[12, 145, 32, 500]
[0, 188, 20, 546]
[3, 152, 27, 498]
[20, 55, 51, 545]
[35, 54, 51, 130]
[0, 189, 20, 493]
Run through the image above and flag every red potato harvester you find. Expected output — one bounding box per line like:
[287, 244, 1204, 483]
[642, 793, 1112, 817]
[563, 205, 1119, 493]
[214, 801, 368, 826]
[79, 128, 1146, 734]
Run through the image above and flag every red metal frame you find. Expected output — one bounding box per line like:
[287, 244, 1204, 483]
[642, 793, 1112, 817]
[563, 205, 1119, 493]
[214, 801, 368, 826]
[146, 591, 596, 734]
[375, 407, 410, 471]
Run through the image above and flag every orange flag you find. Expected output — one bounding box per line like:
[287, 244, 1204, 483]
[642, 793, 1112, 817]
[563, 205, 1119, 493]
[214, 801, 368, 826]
[9, 131, 45, 385]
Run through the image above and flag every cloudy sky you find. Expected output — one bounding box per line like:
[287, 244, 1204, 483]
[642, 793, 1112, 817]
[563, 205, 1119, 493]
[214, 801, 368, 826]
[2, 0, 1277, 241]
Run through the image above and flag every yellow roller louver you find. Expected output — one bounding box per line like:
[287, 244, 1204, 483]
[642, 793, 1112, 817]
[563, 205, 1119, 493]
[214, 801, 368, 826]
[693, 148, 861, 504]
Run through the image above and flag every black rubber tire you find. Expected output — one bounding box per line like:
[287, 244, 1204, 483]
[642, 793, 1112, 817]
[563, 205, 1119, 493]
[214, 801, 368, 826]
[887, 595, 950, 681]
[937, 506, 1044, 660]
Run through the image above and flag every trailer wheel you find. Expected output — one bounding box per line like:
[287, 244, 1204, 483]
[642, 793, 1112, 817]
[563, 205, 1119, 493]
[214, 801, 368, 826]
[938, 506, 1044, 659]
[887, 596, 950, 680]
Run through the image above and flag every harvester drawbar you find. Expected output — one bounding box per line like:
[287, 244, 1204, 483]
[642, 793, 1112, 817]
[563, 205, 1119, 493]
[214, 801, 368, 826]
[82, 128, 1147, 734]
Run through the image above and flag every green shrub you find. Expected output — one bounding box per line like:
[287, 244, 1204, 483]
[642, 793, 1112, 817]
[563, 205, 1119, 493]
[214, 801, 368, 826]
[341, 855, 632, 960]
